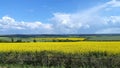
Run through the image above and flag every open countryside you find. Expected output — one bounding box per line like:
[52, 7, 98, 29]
[0, 34, 120, 68]
[0, 0, 120, 68]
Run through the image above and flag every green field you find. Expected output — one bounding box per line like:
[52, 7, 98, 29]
[0, 34, 120, 42]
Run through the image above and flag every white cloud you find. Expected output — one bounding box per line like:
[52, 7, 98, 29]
[105, 16, 120, 24]
[109, 0, 120, 7]
[0, 16, 53, 34]
[96, 28, 120, 34]
[105, 0, 120, 11]
[50, 0, 120, 34]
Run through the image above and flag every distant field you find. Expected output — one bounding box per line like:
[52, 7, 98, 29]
[32, 37, 86, 42]
[1, 34, 120, 42]
[0, 37, 86, 42]
[86, 35, 120, 41]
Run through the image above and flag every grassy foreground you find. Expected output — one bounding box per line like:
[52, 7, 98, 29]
[0, 42, 120, 68]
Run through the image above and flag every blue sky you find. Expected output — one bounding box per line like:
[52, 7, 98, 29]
[0, 0, 120, 34]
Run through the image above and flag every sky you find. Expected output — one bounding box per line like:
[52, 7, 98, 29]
[0, 0, 120, 34]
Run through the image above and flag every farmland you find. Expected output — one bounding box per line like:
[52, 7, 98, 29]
[0, 42, 120, 68]
[1, 34, 120, 42]
[0, 34, 120, 68]
[0, 42, 120, 54]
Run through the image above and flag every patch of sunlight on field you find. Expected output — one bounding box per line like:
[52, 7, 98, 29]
[32, 38, 86, 41]
[0, 42, 120, 54]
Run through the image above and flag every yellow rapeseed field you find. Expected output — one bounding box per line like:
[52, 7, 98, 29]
[32, 38, 86, 41]
[0, 42, 120, 54]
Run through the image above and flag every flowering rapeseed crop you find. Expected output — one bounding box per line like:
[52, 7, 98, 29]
[0, 42, 120, 54]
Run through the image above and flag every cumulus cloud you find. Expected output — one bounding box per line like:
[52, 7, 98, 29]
[105, 16, 120, 24]
[0, 16, 53, 34]
[50, 0, 120, 34]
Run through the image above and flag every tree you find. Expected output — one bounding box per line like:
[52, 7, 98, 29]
[16, 39, 22, 42]
[11, 38, 14, 42]
[33, 39, 37, 42]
